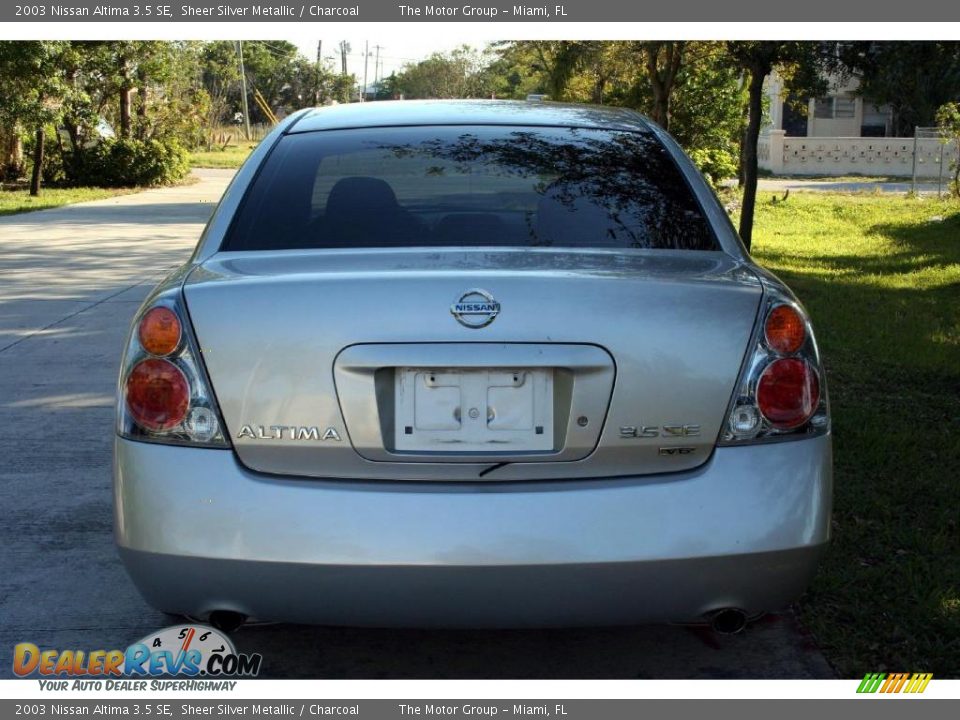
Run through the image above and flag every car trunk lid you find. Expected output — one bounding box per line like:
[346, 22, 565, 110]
[183, 248, 762, 481]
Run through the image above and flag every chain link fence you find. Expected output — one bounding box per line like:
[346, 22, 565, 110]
[912, 126, 956, 197]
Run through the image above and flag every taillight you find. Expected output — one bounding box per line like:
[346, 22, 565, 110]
[756, 358, 820, 429]
[117, 291, 229, 448]
[764, 304, 805, 354]
[720, 282, 829, 445]
[125, 359, 190, 431]
[138, 306, 182, 357]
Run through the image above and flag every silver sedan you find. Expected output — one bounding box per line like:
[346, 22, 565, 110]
[113, 100, 831, 633]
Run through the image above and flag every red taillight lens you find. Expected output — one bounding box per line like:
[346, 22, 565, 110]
[757, 358, 820, 429]
[125, 358, 190, 432]
[764, 304, 806, 355]
[138, 307, 182, 357]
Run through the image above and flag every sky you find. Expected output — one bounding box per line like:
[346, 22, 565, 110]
[293, 37, 481, 86]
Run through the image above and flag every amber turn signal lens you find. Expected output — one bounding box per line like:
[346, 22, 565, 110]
[125, 358, 190, 432]
[764, 304, 806, 355]
[138, 306, 182, 357]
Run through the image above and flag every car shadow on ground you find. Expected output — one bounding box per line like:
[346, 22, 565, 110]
[219, 612, 833, 679]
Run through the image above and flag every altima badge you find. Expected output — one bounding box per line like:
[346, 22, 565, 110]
[451, 288, 500, 328]
[237, 425, 341, 441]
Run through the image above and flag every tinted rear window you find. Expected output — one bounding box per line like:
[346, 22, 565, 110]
[222, 125, 719, 252]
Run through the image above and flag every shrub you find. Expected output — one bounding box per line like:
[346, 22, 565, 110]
[66, 138, 189, 187]
[935, 102, 960, 199]
[688, 146, 739, 188]
[40, 135, 68, 186]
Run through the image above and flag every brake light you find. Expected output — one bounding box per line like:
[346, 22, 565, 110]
[125, 359, 190, 431]
[720, 283, 828, 445]
[117, 293, 229, 448]
[757, 358, 820, 429]
[138, 306, 182, 357]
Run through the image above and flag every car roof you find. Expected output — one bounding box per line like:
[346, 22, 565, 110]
[287, 99, 654, 134]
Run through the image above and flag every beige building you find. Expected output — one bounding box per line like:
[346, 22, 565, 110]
[759, 72, 955, 178]
[766, 72, 894, 138]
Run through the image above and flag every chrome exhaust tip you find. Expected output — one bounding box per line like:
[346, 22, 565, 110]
[710, 608, 748, 634]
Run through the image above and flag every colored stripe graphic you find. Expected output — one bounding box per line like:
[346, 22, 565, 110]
[905, 673, 933, 693]
[857, 672, 932, 693]
[857, 673, 885, 693]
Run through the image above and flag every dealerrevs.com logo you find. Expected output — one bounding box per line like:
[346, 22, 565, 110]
[13, 624, 262, 685]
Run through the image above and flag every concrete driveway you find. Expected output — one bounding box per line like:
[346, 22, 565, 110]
[0, 169, 833, 679]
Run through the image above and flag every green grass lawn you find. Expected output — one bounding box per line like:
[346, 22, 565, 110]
[189, 143, 257, 169]
[0, 186, 136, 216]
[750, 193, 960, 677]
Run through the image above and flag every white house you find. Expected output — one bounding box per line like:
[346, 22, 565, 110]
[760, 72, 952, 178]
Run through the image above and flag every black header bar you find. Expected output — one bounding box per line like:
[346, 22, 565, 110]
[4, 0, 958, 22]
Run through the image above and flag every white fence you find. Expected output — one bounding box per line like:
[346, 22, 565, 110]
[759, 130, 958, 179]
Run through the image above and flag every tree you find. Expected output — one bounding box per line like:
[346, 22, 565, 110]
[643, 42, 685, 129]
[495, 41, 591, 101]
[197, 41, 349, 127]
[0, 41, 70, 194]
[668, 47, 746, 185]
[935, 102, 960, 198]
[391, 46, 495, 99]
[724, 42, 827, 249]
[200, 41, 242, 129]
[842, 42, 960, 136]
[237, 41, 301, 120]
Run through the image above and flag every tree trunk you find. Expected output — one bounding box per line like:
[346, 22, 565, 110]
[737, 87, 750, 188]
[650, 84, 669, 128]
[738, 68, 767, 251]
[645, 43, 669, 129]
[65, 120, 80, 152]
[2, 125, 24, 180]
[136, 86, 147, 140]
[119, 86, 132, 139]
[136, 66, 148, 140]
[644, 41, 684, 131]
[30, 127, 44, 197]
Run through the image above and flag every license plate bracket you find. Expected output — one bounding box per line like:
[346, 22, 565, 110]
[394, 367, 554, 453]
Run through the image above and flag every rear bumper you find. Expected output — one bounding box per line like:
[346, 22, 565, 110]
[114, 434, 832, 627]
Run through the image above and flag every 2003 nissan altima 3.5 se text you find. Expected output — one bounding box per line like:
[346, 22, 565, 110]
[113, 100, 831, 633]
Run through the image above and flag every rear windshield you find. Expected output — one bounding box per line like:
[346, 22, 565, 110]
[222, 125, 719, 252]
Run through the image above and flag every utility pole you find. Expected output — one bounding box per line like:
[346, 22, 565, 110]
[315, 40, 322, 105]
[362, 40, 369, 102]
[339, 41, 349, 76]
[236, 40, 251, 141]
[373, 44, 384, 98]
